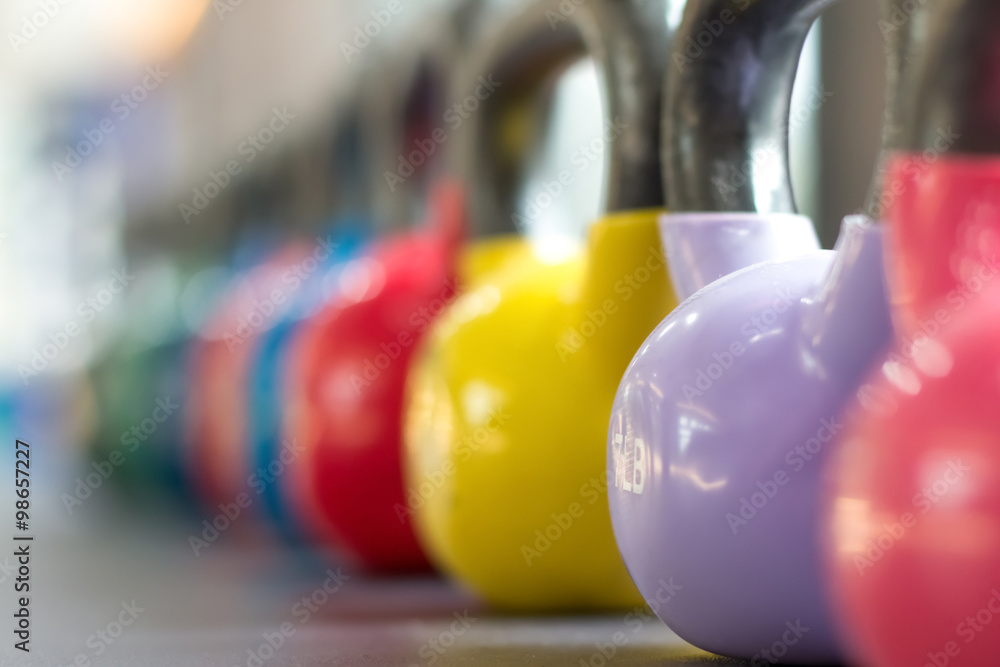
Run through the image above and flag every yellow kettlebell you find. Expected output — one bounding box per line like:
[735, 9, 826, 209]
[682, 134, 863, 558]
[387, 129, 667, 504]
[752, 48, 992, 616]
[403, 0, 676, 610]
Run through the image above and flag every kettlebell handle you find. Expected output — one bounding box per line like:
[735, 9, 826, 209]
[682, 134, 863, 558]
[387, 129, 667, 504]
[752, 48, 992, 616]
[865, 0, 928, 217]
[455, 0, 672, 237]
[582, 0, 675, 212]
[896, 0, 1000, 153]
[367, 0, 487, 233]
[365, 47, 437, 233]
[663, 0, 836, 213]
[327, 84, 377, 221]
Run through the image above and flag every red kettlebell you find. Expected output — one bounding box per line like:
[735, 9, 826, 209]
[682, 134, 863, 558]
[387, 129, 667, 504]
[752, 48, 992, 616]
[824, 2, 1000, 665]
[285, 15, 474, 572]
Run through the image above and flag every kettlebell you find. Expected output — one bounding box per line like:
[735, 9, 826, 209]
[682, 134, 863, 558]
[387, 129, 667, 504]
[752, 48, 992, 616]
[824, 2, 1000, 665]
[188, 84, 378, 537]
[245, 85, 377, 547]
[607, 0, 905, 662]
[283, 7, 480, 572]
[185, 239, 311, 520]
[86, 257, 207, 511]
[244, 232, 367, 545]
[403, 0, 675, 610]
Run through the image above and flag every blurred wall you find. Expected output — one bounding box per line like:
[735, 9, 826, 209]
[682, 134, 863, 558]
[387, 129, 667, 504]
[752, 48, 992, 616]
[161, 0, 889, 248]
[820, 0, 886, 247]
[0, 0, 891, 379]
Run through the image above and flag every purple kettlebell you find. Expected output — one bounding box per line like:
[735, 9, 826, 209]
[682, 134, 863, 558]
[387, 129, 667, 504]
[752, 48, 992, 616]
[607, 0, 912, 663]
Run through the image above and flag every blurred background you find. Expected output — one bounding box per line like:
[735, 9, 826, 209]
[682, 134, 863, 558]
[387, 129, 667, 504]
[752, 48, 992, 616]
[0, 0, 887, 664]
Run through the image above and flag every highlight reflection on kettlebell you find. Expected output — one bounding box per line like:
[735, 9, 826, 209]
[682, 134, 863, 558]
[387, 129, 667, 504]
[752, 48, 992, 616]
[403, 0, 675, 611]
[606, 0, 914, 663]
[825, 3, 1000, 667]
[59, 0, 1000, 663]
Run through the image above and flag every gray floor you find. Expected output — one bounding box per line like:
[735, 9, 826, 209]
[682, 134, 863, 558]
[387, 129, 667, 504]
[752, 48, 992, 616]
[0, 500, 747, 666]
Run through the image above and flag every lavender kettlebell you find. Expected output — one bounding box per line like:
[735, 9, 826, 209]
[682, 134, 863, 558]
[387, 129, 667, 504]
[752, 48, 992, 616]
[607, 0, 912, 662]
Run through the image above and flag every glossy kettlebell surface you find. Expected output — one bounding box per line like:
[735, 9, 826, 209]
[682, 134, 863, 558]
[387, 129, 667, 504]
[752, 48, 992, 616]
[407, 209, 674, 609]
[824, 275, 1000, 667]
[609, 215, 893, 663]
[401, 0, 675, 610]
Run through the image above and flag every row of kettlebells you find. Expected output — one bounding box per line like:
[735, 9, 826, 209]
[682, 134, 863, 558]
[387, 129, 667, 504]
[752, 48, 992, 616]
[89, 0, 1000, 665]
